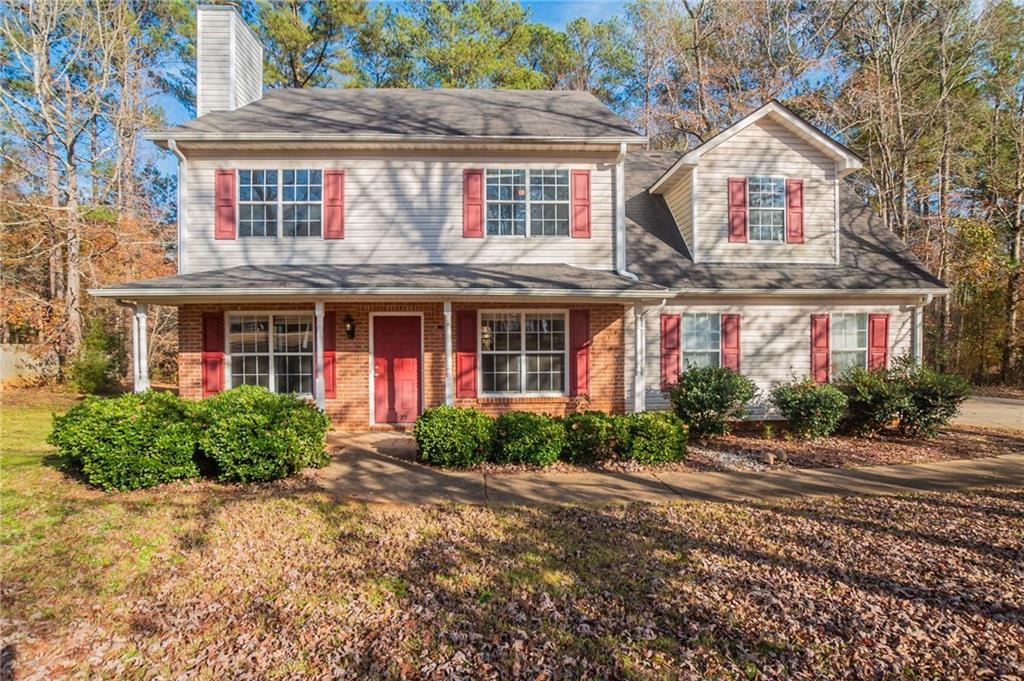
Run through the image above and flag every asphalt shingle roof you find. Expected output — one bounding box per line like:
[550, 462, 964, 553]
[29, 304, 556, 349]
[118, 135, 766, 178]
[92, 264, 663, 297]
[625, 151, 945, 291]
[155, 89, 643, 141]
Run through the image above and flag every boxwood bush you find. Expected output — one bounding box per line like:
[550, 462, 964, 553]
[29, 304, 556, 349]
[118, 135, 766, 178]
[890, 359, 972, 437]
[195, 385, 331, 483]
[561, 411, 616, 464]
[491, 411, 565, 467]
[413, 406, 494, 467]
[770, 378, 848, 439]
[665, 366, 758, 439]
[47, 390, 201, 491]
[614, 412, 688, 464]
[835, 366, 909, 436]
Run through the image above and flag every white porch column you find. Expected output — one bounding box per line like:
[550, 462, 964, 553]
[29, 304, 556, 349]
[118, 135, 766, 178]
[912, 304, 924, 365]
[133, 303, 149, 392]
[633, 303, 646, 412]
[443, 301, 454, 406]
[314, 301, 325, 410]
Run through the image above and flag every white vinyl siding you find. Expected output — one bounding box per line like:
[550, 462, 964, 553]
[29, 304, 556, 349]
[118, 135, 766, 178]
[662, 168, 694, 255]
[183, 153, 615, 272]
[625, 299, 913, 416]
[697, 117, 836, 264]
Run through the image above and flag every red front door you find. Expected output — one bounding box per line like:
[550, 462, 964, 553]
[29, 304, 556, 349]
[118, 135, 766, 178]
[373, 315, 422, 424]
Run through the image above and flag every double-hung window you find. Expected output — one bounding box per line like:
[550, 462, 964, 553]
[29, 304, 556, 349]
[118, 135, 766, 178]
[480, 312, 567, 394]
[747, 176, 786, 242]
[683, 312, 721, 368]
[485, 169, 570, 237]
[831, 312, 867, 376]
[238, 169, 323, 238]
[226, 313, 314, 395]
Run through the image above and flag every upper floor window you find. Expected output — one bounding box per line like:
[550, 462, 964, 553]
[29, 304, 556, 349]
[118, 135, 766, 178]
[485, 169, 570, 237]
[479, 311, 567, 394]
[747, 176, 785, 242]
[238, 169, 322, 238]
[831, 312, 867, 376]
[683, 312, 721, 368]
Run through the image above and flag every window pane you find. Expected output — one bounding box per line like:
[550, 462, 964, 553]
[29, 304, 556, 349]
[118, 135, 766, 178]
[481, 314, 521, 351]
[273, 315, 313, 352]
[832, 350, 866, 376]
[485, 169, 527, 236]
[281, 168, 323, 238]
[747, 176, 785, 242]
[230, 355, 269, 388]
[481, 353, 520, 393]
[228, 315, 269, 354]
[524, 314, 565, 351]
[683, 313, 720, 354]
[525, 354, 564, 392]
[274, 355, 313, 395]
[684, 351, 720, 369]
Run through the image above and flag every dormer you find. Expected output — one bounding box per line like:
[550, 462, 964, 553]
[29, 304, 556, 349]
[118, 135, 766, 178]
[649, 101, 862, 265]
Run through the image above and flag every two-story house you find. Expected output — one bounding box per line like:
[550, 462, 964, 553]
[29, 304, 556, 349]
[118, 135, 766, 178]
[92, 5, 946, 429]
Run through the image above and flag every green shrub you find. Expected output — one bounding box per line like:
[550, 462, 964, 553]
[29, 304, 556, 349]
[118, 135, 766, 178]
[835, 366, 908, 436]
[491, 411, 565, 467]
[413, 406, 494, 468]
[890, 359, 972, 437]
[196, 385, 331, 483]
[614, 412, 688, 464]
[665, 366, 758, 439]
[561, 411, 616, 464]
[68, 317, 123, 395]
[47, 390, 200, 491]
[770, 378, 848, 439]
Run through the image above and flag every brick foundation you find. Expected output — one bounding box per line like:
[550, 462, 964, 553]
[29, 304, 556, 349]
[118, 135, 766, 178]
[178, 301, 626, 430]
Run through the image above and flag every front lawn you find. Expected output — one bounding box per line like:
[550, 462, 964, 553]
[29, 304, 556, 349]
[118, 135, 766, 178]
[2, 391, 1022, 677]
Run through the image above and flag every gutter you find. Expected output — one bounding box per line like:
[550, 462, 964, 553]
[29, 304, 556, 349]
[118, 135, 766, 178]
[168, 140, 187, 274]
[614, 142, 638, 281]
[670, 287, 950, 297]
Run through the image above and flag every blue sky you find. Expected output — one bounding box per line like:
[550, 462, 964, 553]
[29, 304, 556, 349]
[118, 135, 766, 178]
[526, 0, 626, 28]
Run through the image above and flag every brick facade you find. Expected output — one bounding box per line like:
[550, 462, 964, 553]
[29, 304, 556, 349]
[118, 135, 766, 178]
[178, 301, 626, 430]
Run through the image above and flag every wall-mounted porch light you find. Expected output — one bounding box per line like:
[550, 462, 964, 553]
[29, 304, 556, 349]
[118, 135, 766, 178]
[343, 313, 356, 339]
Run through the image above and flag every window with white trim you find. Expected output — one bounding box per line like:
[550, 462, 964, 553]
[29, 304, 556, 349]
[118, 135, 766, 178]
[238, 169, 322, 238]
[480, 312, 567, 393]
[831, 312, 867, 376]
[485, 169, 570, 237]
[683, 312, 720, 368]
[747, 176, 785, 242]
[227, 313, 314, 395]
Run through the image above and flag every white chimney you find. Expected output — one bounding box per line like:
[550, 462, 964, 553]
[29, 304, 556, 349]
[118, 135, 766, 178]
[196, 4, 263, 117]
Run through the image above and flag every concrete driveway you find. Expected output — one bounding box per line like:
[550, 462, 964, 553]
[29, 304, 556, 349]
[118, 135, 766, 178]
[316, 431, 1024, 507]
[954, 397, 1024, 431]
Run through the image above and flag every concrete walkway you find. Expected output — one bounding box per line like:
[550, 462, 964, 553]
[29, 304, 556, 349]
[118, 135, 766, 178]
[954, 396, 1024, 431]
[317, 432, 1024, 506]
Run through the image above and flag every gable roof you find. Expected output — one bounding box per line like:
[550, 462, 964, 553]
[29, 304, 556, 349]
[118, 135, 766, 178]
[145, 88, 646, 146]
[626, 151, 945, 293]
[649, 100, 863, 194]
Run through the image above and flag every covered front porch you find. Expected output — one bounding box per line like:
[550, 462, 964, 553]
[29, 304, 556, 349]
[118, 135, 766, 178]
[90, 264, 665, 430]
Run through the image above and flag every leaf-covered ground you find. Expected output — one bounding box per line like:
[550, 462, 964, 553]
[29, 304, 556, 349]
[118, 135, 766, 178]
[3, 393, 1023, 679]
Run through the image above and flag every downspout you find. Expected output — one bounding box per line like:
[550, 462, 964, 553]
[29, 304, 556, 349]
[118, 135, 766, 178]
[633, 298, 666, 412]
[168, 139, 187, 275]
[615, 142, 638, 281]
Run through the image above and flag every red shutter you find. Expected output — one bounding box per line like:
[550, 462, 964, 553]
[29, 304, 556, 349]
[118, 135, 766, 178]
[661, 314, 681, 389]
[463, 169, 484, 238]
[728, 177, 748, 243]
[868, 313, 890, 371]
[323, 311, 337, 399]
[810, 314, 830, 384]
[571, 169, 591, 238]
[455, 310, 477, 398]
[721, 314, 741, 372]
[569, 309, 590, 396]
[786, 178, 804, 244]
[214, 169, 236, 240]
[324, 170, 345, 239]
[201, 313, 224, 396]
